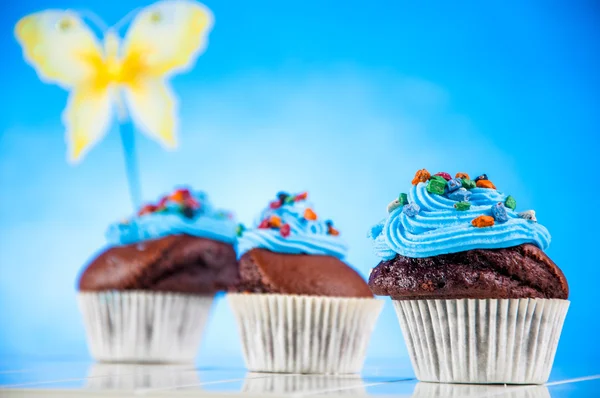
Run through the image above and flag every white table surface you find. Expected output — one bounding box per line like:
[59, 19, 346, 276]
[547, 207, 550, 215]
[0, 358, 598, 397]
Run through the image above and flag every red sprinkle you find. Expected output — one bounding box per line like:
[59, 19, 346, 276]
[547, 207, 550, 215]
[295, 192, 308, 201]
[138, 204, 157, 216]
[258, 219, 270, 229]
[184, 197, 200, 209]
[269, 200, 282, 209]
[280, 224, 291, 237]
[434, 172, 452, 181]
[157, 196, 169, 208]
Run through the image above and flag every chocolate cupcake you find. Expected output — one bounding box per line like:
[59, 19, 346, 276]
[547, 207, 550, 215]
[77, 188, 238, 363]
[228, 192, 383, 374]
[368, 170, 569, 384]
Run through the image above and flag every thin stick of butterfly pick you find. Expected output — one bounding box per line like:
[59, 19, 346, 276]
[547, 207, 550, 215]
[117, 118, 142, 210]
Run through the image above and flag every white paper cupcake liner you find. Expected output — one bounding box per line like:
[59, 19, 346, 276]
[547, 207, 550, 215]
[412, 381, 551, 398]
[228, 293, 383, 374]
[78, 291, 214, 363]
[393, 298, 569, 384]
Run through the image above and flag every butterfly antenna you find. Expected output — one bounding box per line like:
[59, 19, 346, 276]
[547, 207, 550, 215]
[111, 7, 142, 34]
[76, 9, 109, 32]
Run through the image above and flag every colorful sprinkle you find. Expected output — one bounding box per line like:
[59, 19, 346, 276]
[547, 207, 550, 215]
[269, 215, 282, 228]
[280, 223, 291, 237]
[269, 200, 282, 209]
[277, 192, 290, 203]
[329, 227, 340, 236]
[461, 178, 477, 190]
[505, 195, 517, 210]
[170, 188, 191, 203]
[182, 207, 195, 219]
[434, 172, 452, 181]
[448, 187, 471, 202]
[403, 203, 421, 217]
[492, 202, 509, 223]
[475, 174, 488, 182]
[258, 219, 270, 229]
[236, 224, 245, 237]
[446, 178, 462, 192]
[454, 201, 471, 211]
[518, 210, 537, 222]
[476, 180, 496, 189]
[138, 204, 157, 216]
[304, 208, 318, 220]
[387, 199, 402, 213]
[472, 215, 495, 228]
[455, 172, 470, 180]
[157, 196, 169, 208]
[184, 197, 200, 209]
[398, 193, 409, 206]
[412, 169, 431, 185]
[295, 192, 308, 201]
[284, 196, 295, 204]
[426, 176, 447, 195]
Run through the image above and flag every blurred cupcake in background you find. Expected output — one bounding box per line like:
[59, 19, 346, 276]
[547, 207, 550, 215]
[368, 170, 569, 384]
[77, 187, 238, 363]
[229, 192, 383, 374]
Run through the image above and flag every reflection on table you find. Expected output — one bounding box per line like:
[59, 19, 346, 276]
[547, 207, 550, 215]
[85, 363, 200, 390]
[412, 382, 551, 398]
[243, 372, 367, 395]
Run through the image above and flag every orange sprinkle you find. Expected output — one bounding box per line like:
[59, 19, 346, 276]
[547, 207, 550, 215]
[269, 215, 282, 228]
[304, 208, 318, 220]
[329, 227, 340, 236]
[169, 191, 185, 202]
[455, 172, 470, 180]
[472, 215, 495, 228]
[476, 180, 496, 189]
[412, 169, 431, 185]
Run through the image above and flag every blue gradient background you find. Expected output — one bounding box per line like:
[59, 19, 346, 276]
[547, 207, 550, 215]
[1, 0, 599, 375]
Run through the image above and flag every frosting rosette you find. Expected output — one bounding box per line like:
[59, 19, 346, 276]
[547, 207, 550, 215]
[369, 171, 551, 259]
[236, 192, 347, 258]
[107, 188, 237, 245]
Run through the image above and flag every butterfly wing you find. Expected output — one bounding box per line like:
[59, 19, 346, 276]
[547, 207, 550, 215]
[15, 11, 113, 162]
[124, 79, 177, 148]
[15, 10, 104, 88]
[122, 0, 214, 77]
[120, 0, 213, 147]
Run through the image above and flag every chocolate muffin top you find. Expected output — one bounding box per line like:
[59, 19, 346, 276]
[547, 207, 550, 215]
[234, 248, 373, 298]
[79, 235, 238, 294]
[79, 188, 239, 294]
[232, 192, 372, 298]
[367, 170, 568, 300]
[369, 244, 568, 300]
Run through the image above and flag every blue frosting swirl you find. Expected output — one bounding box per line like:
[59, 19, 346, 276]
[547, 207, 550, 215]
[237, 194, 347, 259]
[106, 190, 237, 245]
[369, 182, 551, 260]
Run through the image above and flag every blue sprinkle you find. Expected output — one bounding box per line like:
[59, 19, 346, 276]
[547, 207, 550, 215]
[492, 202, 509, 223]
[403, 203, 421, 217]
[448, 187, 471, 202]
[447, 178, 462, 192]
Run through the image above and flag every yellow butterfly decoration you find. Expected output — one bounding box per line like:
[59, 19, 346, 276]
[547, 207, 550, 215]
[15, 0, 214, 163]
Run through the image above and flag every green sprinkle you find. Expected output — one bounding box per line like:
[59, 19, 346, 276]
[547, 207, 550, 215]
[505, 195, 517, 210]
[398, 193, 409, 206]
[427, 176, 446, 195]
[461, 178, 476, 190]
[236, 224, 246, 237]
[454, 201, 471, 211]
[284, 196, 295, 204]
